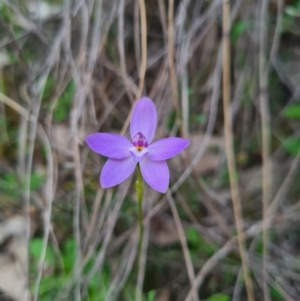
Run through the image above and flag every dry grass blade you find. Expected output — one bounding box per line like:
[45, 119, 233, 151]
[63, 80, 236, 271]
[167, 190, 199, 301]
[121, 0, 147, 135]
[259, 0, 272, 300]
[168, 0, 181, 133]
[32, 126, 55, 301]
[222, 1, 255, 300]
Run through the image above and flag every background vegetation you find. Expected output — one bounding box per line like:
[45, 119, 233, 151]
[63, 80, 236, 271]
[1, 0, 300, 300]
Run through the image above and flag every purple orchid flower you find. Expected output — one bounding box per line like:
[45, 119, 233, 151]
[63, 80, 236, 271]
[86, 97, 189, 193]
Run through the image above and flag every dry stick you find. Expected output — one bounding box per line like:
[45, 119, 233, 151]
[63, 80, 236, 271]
[167, 191, 199, 301]
[118, 0, 134, 103]
[33, 126, 54, 301]
[176, 0, 192, 137]
[87, 0, 103, 73]
[121, 0, 147, 135]
[168, 0, 182, 134]
[259, 0, 271, 300]
[232, 268, 244, 301]
[0, 92, 33, 120]
[157, 0, 168, 42]
[222, 2, 255, 301]
[84, 188, 104, 248]
[267, 0, 283, 71]
[134, 0, 141, 71]
[23, 84, 45, 301]
[73, 137, 84, 301]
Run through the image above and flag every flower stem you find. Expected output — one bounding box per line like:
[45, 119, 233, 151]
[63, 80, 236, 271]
[135, 165, 144, 254]
[135, 166, 144, 300]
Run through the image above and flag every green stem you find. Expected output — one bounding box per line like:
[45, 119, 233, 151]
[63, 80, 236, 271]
[135, 165, 144, 255]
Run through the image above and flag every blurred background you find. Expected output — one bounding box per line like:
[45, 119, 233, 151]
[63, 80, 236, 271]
[1, 0, 300, 300]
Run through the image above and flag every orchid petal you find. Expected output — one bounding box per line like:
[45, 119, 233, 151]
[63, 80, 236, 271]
[86, 133, 131, 159]
[100, 157, 137, 188]
[130, 97, 157, 143]
[129, 147, 149, 162]
[140, 157, 169, 193]
[148, 138, 189, 161]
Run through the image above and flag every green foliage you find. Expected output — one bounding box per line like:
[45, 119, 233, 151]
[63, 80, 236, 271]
[54, 81, 75, 122]
[285, 1, 300, 17]
[282, 137, 300, 156]
[223, 271, 235, 284]
[146, 290, 156, 301]
[218, 166, 230, 186]
[44, 0, 63, 4]
[218, 166, 238, 186]
[231, 21, 248, 42]
[282, 0, 300, 33]
[38, 275, 65, 300]
[29, 237, 113, 301]
[0, 3, 23, 35]
[0, 170, 43, 199]
[30, 238, 55, 265]
[194, 113, 206, 125]
[0, 3, 12, 24]
[0, 172, 18, 197]
[43, 77, 55, 100]
[166, 109, 177, 131]
[88, 272, 110, 301]
[255, 237, 263, 255]
[0, 117, 8, 144]
[29, 238, 61, 301]
[61, 239, 76, 273]
[186, 228, 201, 248]
[207, 293, 230, 301]
[186, 228, 215, 256]
[30, 172, 45, 191]
[283, 104, 300, 119]
[270, 284, 284, 301]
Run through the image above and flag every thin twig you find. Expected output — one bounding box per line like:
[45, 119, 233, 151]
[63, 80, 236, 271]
[134, 0, 141, 71]
[168, 0, 182, 133]
[73, 137, 84, 301]
[259, 0, 271, 300]
[222, 1, 255, 301]
[157, 0, 168, 43]
[33, 126, 54, 301]
[118, 0, 134, 103]
[167, 190, 199, 301]
[121, 0, 147, 135]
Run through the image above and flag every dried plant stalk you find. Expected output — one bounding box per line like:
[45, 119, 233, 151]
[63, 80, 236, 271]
[222, 1, 255, 301]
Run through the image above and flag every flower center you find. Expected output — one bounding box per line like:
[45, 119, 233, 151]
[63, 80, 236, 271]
[132, 132, 148, 151]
